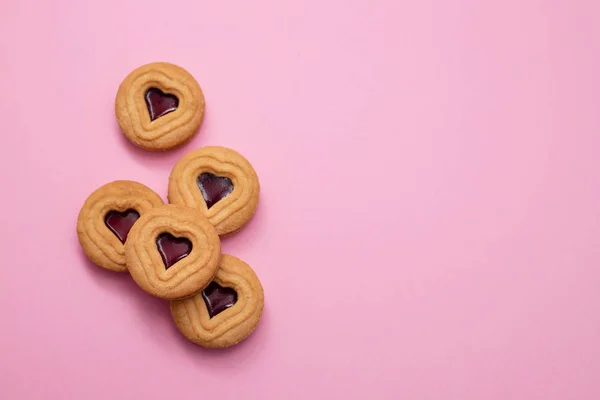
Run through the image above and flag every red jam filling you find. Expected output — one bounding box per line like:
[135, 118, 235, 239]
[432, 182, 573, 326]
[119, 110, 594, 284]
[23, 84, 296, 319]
[104, 210, 140, 244]
[156, 233, 192, 269]
[202, 281, 238, 318]
[145, 88, 178, 121]
[197, 173, 234, 209]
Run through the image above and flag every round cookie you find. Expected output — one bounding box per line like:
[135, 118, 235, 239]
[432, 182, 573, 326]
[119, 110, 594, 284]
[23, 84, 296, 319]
[170, 254, 264, 348]
[124, 204, 221, 300]
[77, 180, 164, 272]
[168, 146, 260, 236]
[115, 62, 205, 151]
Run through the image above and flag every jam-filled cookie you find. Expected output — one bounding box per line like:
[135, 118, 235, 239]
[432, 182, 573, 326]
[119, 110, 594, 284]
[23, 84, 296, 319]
[77, 181, 164, 272]
[115, 62, 205, 151]
[124, 204, 221, 300]
[168, 146, 260, 236]
[171, 254, 264, 348]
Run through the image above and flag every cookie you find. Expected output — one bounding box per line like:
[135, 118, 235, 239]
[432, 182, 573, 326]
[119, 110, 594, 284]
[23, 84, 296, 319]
[168, 146, 260, 236]
[171, 254, 264, 348]
[124, 204, 221, 300]
[77, 180, 164, 272]
[115, 62, 205, 151]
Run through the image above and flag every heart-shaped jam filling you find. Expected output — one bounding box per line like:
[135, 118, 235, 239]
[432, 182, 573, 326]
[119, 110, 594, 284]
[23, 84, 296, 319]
[145, 88, 179, 121]
[156, 233, 192, 269]
[197, 173, 234, 209]
[202, 282, 238, 318]
[104, 209, 140, 244]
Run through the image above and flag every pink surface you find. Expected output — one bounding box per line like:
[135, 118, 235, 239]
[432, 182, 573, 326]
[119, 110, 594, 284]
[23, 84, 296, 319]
[1, 1, 600, 399]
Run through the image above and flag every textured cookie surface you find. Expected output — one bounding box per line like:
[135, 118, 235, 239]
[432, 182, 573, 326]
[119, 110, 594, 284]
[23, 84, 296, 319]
[77, 180, 164, 272]
[171, 254, 264, 348]
[168, 146, 260, 235]
[115, 62, 205, 151]
[124, 204, 221, 300]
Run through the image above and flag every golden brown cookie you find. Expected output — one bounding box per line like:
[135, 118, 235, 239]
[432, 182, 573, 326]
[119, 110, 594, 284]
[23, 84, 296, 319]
[115, 62, 205, 151]
[168, 146, 260, 236]
[77, 181, 164, 272]
[171, 254, 264, 348]
[124, 204, 221, 300]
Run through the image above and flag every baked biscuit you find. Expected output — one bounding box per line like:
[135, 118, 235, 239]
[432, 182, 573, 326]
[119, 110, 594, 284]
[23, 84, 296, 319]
[124, 204, 221, 300]
[168, 146, 260, 235]
[77, 180, 164, 272]
[115, 62, 205, 151]
[171, 254, 264, 348]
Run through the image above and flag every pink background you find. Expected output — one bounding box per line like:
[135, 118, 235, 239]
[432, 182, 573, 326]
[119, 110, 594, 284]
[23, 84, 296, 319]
[1, 1, 600, 399]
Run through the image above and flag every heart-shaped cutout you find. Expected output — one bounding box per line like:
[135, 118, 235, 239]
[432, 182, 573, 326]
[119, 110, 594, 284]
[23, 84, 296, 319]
[145, 88, 179, 121]
[202, 281, 238, 318]
[197, 173, 234, 209]
[156, 232, 192, 269]
[104, 209, 140, 244]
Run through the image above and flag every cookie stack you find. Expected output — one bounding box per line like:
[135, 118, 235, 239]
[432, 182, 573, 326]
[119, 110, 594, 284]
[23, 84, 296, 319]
[77, 62, 264, 349]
